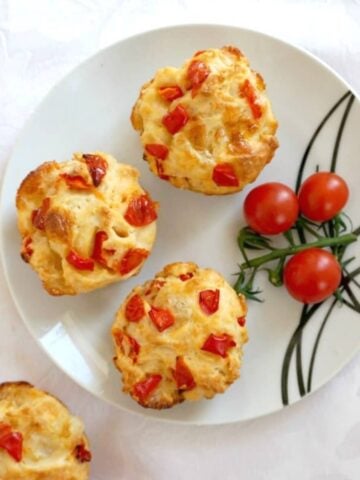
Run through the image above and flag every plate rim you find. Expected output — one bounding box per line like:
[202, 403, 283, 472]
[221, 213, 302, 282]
[1, 22, 359, 426]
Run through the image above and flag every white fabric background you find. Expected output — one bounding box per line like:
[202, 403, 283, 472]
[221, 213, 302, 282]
[1, 1, 360, 479]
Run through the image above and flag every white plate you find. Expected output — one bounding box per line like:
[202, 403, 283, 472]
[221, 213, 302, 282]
[1, 25, 360, 425]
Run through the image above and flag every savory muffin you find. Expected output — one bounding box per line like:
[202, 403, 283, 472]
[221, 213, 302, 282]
[16, 152, 157, 295]
[0, 382, 91, 480]
[111, 262, 248, 409]
[131, 46, 278, 195]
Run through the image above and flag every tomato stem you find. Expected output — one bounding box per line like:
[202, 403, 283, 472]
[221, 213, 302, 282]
[240, 233, 357, 270]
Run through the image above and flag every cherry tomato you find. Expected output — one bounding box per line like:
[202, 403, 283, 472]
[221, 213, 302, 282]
[298, 172, 349, 222]
[199, 289, 220, 315]
[283, 248, 341, 304]
[149, 306, 175, 332]
[172, 357, 196, 390]
[201, 333, 236, 358]
[124, 194, 157, 227]
[212, 163, 239, 187]
[244, 182, 299, 235]
[132, 374, 162, 403]
[74, 444, 92, 463]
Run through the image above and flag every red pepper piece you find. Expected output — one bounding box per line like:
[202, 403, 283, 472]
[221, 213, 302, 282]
[199, 289, 220, 315]
[212, 163, 239, 187]
[66, 250, 95, 271]
[158, 86, 184, 102]
[149, 306, 175, 332]
[60, 173, 92, 190]
[125, 294, 145, 322]
[118, 248, 149, 275]
[187, 60, 210, 96]
[240, 79, 262, 119]
[91, 230, 108, 266]
[0, 423, 23, 462]
[162, 105, 189, 134]
[124, 194, 158, 227]
[132, 374, 162, 403]
[179, 272, 194, 281]
[201, 333, 236, 358]
[237, 316, 246, 327]
[155, 158, 170, 180]
[74, 444, 92, 463]
[172, 357, 196, 391]
[145, 143, 169, 160]
[31, 197, 51, 230]
[144, 279, 166, 296]
[83, 154, 108, 187]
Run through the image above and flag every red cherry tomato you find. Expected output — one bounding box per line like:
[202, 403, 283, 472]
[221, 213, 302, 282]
[74, 444, 92, 463]
[66, 250, 95, 271]
[83, 154, 108, 187]
[298, 172, 349, 222]
[199, 289, 220, 315]
[145, 143, 169, 160]
[201, 333, 236, 358]
[124, 194, 158, 227]
[244, 182, 299, 235]
[283, 248, 342, 304]
[149, 306, 175, 332]
[158, 86, 184, 102]
[162, 105, 189, 134]
[132, 374, 162, 403]
[172, 357, 196, 390]
[212, 163, 239, 187]
[118, 248, 148, 275]
[125, 294, 145, 322]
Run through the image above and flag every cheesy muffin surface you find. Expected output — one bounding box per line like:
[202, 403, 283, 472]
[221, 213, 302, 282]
[111, 262, 248, 409]
[16, 152, 157, 295]
[0, 382, 90, 480]
[131, 46, 278, 195]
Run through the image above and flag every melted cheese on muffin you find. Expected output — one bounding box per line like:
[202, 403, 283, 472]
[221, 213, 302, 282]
[0, 382, 90, 480]
[16, 152, 157, 295]
[131, 46, 278, 195]
[112, 262, 248, 409]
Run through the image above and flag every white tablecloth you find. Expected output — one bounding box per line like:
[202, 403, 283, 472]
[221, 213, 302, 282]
[1, 1, 360, 478]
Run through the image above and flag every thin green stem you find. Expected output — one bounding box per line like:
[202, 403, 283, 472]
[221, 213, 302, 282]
[240, 233, 357, 270]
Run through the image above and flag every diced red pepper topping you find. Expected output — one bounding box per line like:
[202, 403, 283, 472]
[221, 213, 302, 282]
[132, 374, 162, 403]
[237, 316, 246, 327]
[212, 163, 239, 187]
[179, 272, 194, 281]
[74, 444, 92, 463]
[149, 306, 175, 332]
[158, 86, 184, 102]
[91, 230, 108, 266]
[125, 294, 145, 322]
[155, 158, 170, 180]
[60, 173, 92, 190]
[83, 154, 108, 187]
[240, 79, 262, 119]
[66, 250, 95, 271]
[118, 248, 149, 275]
[187, 60, 210, 96]
[31, 197, 51, 230]
[201, 333, 236, 358]
[199, 289, 220, 315]
[0, 423, 23, 462]
[172, 357, 196, 391]
[162, 105, 189, 134]
[113, 330, 140, 362]
[124, 194, 158, 227]
[145, 143, 169, 160]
